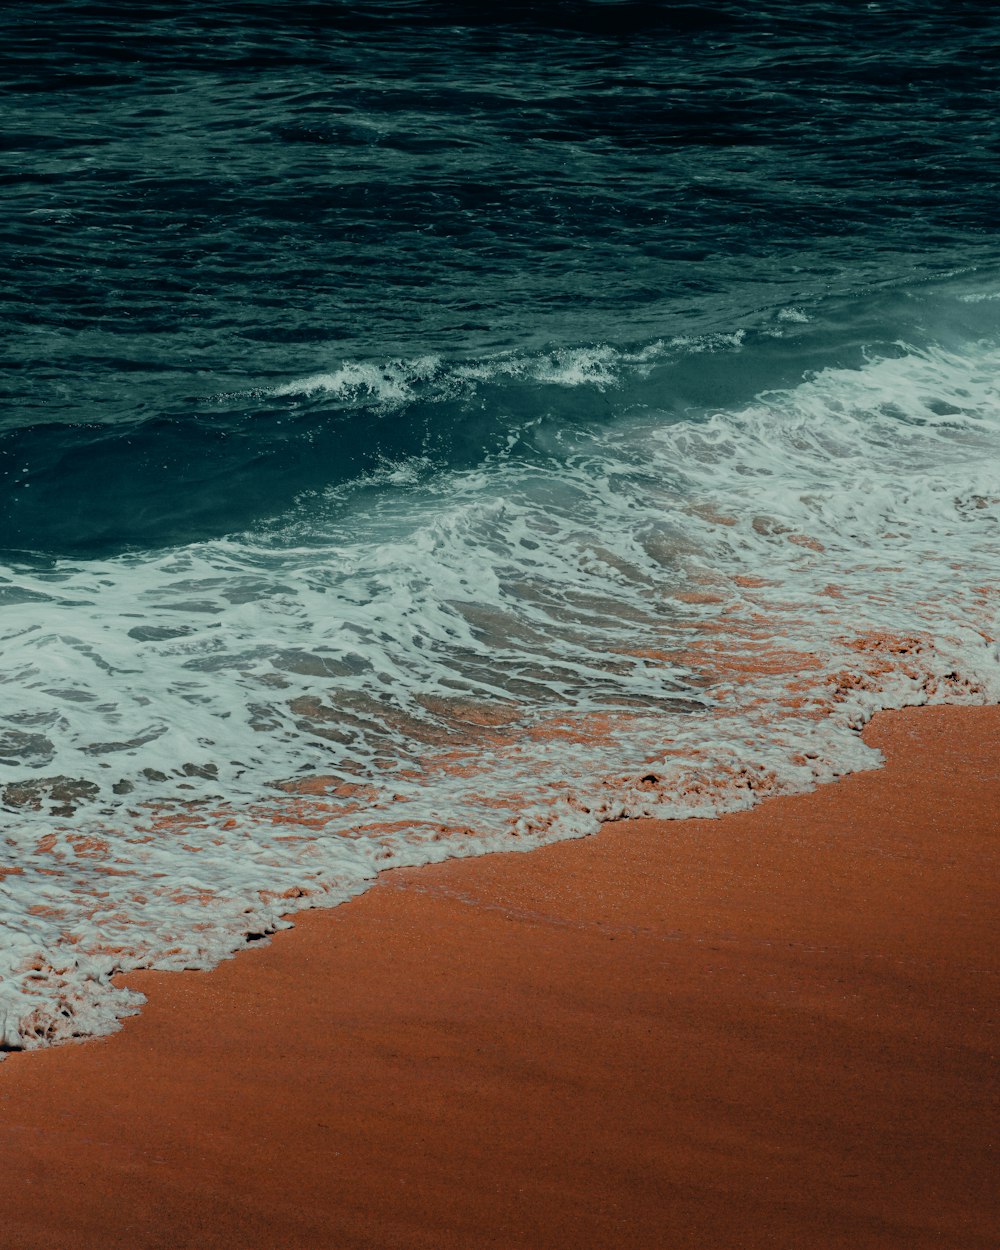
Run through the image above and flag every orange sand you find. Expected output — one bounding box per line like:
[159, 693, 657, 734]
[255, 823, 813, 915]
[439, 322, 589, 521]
[0, 704, 997, 1249]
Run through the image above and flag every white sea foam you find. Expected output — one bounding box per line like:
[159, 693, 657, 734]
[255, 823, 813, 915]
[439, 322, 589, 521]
[1, 333, 998, 1051]
[269, 355, 442, 400]
[267, 340, 676, 406]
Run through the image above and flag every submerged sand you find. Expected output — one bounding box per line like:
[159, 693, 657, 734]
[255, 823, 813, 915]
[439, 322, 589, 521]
[0, 704, 997, 1249]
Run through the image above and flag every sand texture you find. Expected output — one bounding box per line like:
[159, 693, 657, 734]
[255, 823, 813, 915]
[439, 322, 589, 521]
[0, 704, 997, 1249]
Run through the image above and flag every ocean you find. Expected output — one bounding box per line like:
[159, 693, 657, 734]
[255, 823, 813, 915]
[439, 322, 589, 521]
[2, 0, 998, 1050]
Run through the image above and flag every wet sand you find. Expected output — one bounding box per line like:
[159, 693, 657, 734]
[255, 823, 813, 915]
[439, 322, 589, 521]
[0, 704, 997, 1250]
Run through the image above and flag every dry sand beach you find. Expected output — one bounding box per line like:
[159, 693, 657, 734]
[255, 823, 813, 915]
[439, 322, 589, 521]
[0, 702, 996, 1250]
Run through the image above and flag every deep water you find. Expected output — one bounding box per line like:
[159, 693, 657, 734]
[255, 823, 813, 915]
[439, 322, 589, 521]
[4, 1, 999, 549]
[2, 2, 999, 1049]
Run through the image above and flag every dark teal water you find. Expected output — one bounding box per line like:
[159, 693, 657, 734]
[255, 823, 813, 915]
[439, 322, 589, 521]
[3, 3, 1000, 1050]
[4, 1, 999, 550]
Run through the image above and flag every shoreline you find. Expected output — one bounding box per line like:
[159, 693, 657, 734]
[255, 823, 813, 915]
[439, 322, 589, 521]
[1, 702, 997, 1248]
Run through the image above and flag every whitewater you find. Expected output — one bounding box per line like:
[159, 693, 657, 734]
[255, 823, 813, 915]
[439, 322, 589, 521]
[2, 305, 998, 1050]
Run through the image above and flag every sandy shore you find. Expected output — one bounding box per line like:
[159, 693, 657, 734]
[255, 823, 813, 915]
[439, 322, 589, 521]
[0, 704, 997, 1249]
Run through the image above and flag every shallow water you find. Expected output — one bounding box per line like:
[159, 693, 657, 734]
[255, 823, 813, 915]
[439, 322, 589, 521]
[2, 2, 999, 1049]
